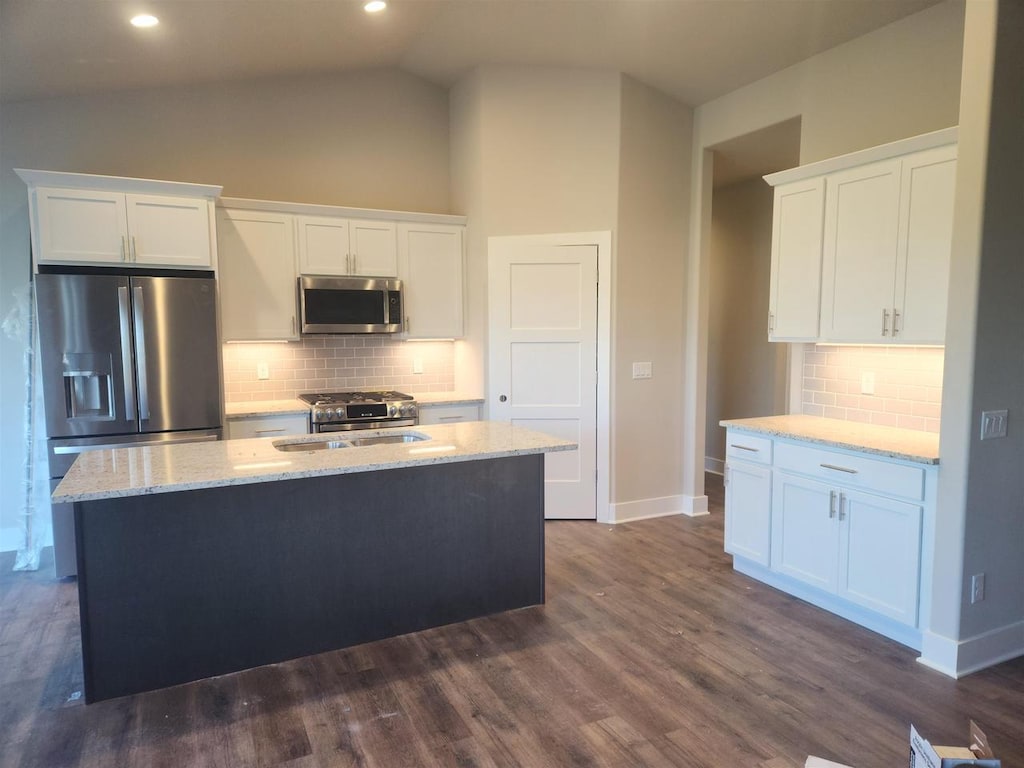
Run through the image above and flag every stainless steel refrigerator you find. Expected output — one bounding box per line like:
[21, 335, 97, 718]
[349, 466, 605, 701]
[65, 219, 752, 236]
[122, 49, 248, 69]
[36, 271, 223, 576]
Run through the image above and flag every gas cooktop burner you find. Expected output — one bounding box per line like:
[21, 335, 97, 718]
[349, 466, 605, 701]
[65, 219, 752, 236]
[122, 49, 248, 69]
[298, 390, 415, 406]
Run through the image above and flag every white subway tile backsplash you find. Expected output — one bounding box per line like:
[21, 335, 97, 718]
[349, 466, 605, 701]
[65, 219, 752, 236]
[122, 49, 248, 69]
[800, 344, 942, 433]
[223, 337, 456, 402]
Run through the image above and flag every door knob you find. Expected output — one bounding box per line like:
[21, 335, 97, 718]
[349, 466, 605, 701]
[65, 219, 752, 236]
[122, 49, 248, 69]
[499, 395, 508, 402]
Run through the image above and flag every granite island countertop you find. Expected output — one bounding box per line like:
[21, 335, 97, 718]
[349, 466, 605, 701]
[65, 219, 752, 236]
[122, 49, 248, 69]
[54, 421, 574, 503]
[720, 414, 940, 465]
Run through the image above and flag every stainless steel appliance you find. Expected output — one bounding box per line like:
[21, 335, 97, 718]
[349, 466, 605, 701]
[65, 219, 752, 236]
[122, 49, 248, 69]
[298, 276, 403, 334]
[36, 270, 223, 577]
[299, 391, 418, 433]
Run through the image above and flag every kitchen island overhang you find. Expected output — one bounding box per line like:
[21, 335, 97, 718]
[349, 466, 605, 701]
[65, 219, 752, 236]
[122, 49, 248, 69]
[54, 422, 576, 703]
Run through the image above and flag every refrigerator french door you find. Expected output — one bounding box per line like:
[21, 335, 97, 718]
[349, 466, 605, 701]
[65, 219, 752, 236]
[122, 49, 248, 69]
[36, 271, 223, 576]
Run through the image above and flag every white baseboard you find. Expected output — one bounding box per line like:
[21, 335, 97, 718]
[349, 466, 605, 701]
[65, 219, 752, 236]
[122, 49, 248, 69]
[682, 494, 709, 517]
[610, 495, 683, 524]
[0, 527, 24, 554]
[705, 457, 724, 475]
[919, 621, 1024, 678]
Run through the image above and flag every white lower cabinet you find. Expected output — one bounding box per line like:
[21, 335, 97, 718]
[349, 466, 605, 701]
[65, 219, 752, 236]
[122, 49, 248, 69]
[418, 404, 480, 425]
[724, 460, 772, 567]
[226, 413, 309, 440]
[724, 427, 933, 647]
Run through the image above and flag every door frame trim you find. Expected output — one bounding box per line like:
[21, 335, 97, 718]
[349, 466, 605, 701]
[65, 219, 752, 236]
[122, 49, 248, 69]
[486, 231, 612, 524]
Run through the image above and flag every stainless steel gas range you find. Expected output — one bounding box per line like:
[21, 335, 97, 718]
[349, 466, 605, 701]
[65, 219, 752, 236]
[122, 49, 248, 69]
[298, 391, 419, 433]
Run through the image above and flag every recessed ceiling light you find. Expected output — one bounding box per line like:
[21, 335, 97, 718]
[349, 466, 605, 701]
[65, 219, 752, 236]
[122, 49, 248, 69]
[130, 14, 159, 28]
[363, 1, 387, 13]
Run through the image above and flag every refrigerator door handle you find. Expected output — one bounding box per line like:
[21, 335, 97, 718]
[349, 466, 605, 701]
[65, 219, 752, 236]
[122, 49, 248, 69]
[132, 285, 151, 420]
[117, 286, 137, 421]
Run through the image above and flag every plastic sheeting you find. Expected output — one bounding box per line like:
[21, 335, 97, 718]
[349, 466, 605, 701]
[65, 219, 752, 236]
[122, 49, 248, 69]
[2, 282, 51, 571]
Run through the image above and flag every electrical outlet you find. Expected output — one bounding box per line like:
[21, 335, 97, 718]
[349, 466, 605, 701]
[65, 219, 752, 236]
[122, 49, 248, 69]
[413, 358, 424, 374]
[971, 573, 985, 604]
[860, 371, 875, 395]
[981, 410, 1008, 440]
[632, 362, 652, 380]
[256, 361, 269, 380]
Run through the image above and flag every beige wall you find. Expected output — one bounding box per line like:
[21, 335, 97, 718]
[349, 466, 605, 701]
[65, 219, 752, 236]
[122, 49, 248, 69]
[615, 76, 692, 505]
[927, 0, 1023, 671]
[683, 0, 966, 504]
[705, 178, 785, 467]
[0, 68, 451, 548]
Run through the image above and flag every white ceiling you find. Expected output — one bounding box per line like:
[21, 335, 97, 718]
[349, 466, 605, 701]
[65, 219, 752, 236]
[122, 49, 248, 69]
[1, 0, 940, 106]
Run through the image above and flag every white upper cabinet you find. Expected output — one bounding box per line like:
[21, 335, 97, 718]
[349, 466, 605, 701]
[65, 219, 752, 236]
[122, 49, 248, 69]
[820, 159, 903, 342]
[768, 178, 825, 341]
[17, 170, 220, 271]
[397, 223, 464, 339]
[218, 209, 299, 341]
[297, 215, 397, 277]
[892, 145, 957, 344]
[764, 128, 957, 345]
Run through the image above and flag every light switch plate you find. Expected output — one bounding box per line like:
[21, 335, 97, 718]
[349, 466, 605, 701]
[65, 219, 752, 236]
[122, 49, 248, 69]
[413, 358, 424, 374]
[256, 361, 269, 380]
[981, 409, 1008, 440]
[632, 362, 652, 380]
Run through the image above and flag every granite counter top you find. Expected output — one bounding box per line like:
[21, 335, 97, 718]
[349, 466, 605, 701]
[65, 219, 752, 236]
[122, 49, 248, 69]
[54, 421, 574, 503]
[720, 414, 940, 465]
[224, 399, 309, 418]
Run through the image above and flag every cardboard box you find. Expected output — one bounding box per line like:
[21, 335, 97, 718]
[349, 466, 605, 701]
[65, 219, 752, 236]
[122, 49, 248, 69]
[909, 721, 1000, 768]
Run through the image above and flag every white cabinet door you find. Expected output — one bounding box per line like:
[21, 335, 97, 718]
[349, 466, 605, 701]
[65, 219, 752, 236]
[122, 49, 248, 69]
[418, 404, 479, 425]
[349, 220, 397, 276]
[125, 194, 213, 268]
[227, 413, 309, 440]
[893, 145, 957, 344]
[768, 178, 825, 341]
[820, 159, 902, 342]
[838, 488, 922, 625]
[217, 209, 299, 341]
[34, 187, 129, 264]
[296, 215, 350, 275]
[771, 471, 840, 593]
[398, 223, 464, 339]
[724, 460, 772, 567]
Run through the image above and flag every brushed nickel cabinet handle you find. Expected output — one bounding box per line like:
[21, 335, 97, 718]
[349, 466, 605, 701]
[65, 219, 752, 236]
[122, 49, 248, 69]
[820, 463, 858, 474]
[829, 490, 837, 519]
[893, 308, 901, 337]
[881, 308, 890, 336]
[254, 428, 286, 435]
[768, 312, 775, 333]
[839, 492, 847, 521]
[730, 444, 759, 452]
[121, 236, 128, 262]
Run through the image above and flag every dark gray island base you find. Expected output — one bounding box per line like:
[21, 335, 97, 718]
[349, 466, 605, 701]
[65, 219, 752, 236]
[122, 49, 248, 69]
[75, 453, 544, 703]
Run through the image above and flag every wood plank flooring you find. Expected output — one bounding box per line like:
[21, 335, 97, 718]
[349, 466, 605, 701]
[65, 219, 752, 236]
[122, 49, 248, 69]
[2, 474, 1022, 768]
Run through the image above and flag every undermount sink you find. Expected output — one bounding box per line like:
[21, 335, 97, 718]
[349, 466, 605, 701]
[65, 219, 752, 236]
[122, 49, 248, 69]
[274, 439, 350, 452]
[347, 433, 430, 447]
[272, 431, 431, 452]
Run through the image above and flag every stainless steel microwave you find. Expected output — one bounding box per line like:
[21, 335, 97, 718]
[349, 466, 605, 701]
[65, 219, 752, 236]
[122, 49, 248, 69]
[298, 276, 403, 334]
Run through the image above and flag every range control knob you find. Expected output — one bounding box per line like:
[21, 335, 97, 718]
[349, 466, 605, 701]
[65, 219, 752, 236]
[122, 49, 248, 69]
[314, 408, 324, 420]
[389, 405, 398, 416]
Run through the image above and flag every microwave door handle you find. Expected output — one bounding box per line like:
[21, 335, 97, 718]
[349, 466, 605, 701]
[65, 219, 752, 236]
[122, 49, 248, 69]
[117, 286, 137, 421]
[132, 285, 151, 420]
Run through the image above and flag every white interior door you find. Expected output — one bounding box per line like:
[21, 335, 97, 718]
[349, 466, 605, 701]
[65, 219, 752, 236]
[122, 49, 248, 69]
[489, 239, 597, 520]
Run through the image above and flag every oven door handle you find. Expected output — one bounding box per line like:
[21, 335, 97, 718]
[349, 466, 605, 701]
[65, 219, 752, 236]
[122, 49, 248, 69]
[314, 418, 417, 434]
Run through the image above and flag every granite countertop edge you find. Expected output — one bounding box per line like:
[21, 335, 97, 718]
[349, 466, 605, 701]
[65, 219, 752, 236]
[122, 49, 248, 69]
[53, 422, 573, 504]
[720, 415, 940, 466]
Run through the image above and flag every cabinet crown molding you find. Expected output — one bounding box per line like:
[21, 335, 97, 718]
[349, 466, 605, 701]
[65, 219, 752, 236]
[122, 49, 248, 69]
[219, 196, 467, 226]
[763, 127, 958, 188]
[14, 168, 222, 198]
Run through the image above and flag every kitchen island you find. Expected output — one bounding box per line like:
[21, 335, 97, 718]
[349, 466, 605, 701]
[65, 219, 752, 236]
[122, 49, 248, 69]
[54, 422, 575, 703]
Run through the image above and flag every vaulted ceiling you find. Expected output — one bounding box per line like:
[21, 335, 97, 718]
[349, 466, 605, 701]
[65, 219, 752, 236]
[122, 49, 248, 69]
[1, 0, 940, 105]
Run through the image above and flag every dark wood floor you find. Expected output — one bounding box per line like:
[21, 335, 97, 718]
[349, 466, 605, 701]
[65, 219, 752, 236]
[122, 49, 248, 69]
[2, 475, 1022, 768]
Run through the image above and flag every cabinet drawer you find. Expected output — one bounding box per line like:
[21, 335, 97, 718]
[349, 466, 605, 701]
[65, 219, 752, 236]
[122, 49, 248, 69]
[774, 441, 924, 500]
[418, 404, 480, 425]
[227, 413, 310, 440]
[725, 432, 773, 465]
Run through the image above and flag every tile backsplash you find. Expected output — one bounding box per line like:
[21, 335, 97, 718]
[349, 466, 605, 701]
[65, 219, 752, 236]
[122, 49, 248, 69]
[223, 337, 455, 402]
[802, 344, 943, 433]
